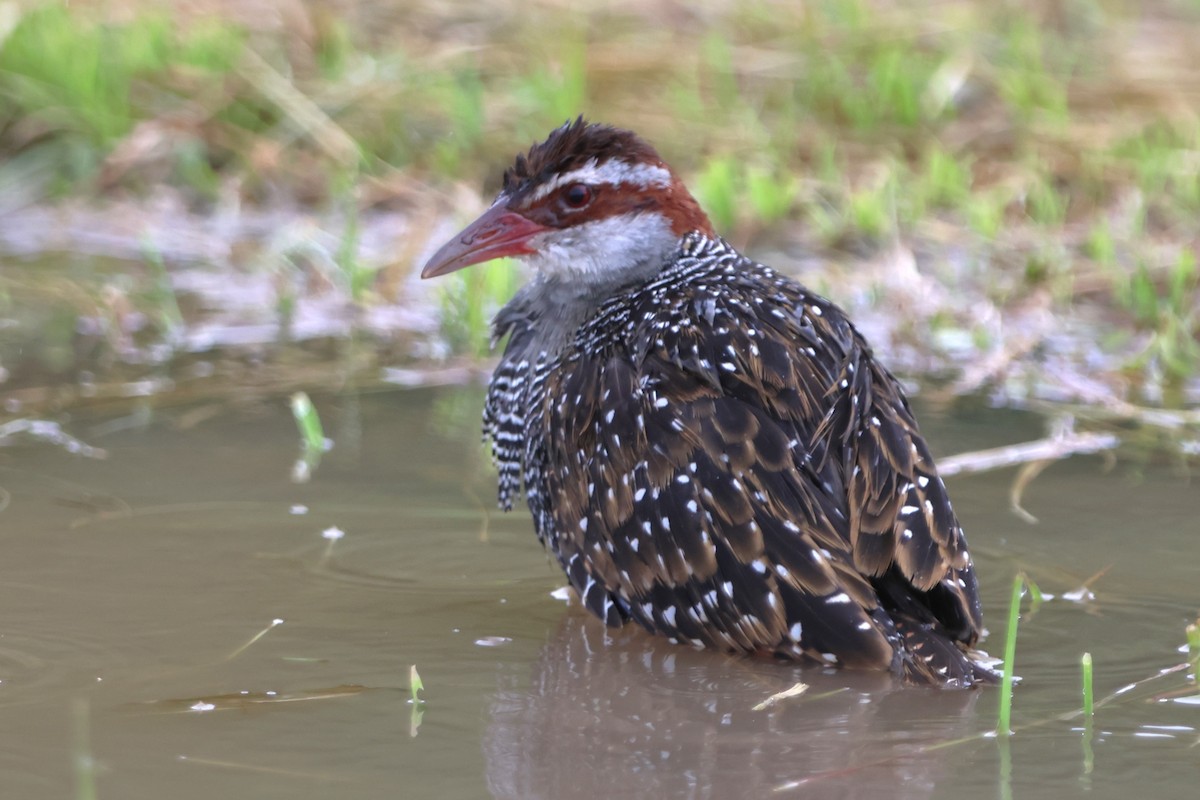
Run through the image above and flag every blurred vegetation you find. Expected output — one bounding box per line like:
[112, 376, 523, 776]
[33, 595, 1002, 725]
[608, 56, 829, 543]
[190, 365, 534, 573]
[0, 0, 1197, 445]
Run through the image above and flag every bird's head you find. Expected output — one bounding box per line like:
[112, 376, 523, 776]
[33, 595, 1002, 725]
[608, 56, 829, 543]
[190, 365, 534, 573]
[421, 119, 714, 292]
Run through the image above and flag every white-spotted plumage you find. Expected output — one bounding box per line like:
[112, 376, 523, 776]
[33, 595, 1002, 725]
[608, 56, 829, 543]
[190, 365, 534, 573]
[436, 120, 994, 687]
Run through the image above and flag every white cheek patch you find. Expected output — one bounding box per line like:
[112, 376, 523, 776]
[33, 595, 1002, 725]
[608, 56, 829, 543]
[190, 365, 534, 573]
[526, 211, 676, 284]
[527, 158, 672, 203]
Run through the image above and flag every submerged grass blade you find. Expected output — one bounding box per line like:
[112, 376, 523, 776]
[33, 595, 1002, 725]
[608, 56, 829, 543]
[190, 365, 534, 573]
[226, 618, 285, 662]
[997, 572, 1024, 736]
[998, 734, 1013, 800]
[1080, 721, 1094, 781]
[72, 697, 97, 800]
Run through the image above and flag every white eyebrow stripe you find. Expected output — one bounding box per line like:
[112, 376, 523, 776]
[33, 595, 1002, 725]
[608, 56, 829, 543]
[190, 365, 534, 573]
[527, 158, 672, 202]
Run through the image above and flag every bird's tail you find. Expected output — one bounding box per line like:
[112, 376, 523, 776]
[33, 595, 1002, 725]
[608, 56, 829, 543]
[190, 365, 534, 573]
[893, 616, 1001, 688]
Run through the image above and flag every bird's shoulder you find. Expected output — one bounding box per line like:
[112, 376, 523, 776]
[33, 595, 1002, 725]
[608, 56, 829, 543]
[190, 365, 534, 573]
[583, 235, 860, 392]
[546, 235, 983, 651]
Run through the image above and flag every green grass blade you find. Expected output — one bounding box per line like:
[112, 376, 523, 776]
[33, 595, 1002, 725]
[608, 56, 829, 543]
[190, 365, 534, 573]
[1081, 652, 1094, 717]
[409, 664, 426, 737]
[1186, 619, 1200, 676]
[409, 663, 425, 704]
[1081, 651, 1095, 783]
[997, 572, 1024, 736]
[290, 392, 326, 453]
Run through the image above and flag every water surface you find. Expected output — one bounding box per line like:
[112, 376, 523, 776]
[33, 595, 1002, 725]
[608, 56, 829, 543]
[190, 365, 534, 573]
[1, 388, 1196, 798]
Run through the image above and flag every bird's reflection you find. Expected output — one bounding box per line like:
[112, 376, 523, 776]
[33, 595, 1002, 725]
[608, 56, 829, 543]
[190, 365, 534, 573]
[484, 607, 984, 799]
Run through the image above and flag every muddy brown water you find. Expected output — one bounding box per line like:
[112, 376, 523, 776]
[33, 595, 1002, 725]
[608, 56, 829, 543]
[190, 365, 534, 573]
[1, 387, 1197, 799]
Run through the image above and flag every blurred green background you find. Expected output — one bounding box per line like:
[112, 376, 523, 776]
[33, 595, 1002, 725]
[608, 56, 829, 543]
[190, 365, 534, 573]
[0, 0, 1197, 444]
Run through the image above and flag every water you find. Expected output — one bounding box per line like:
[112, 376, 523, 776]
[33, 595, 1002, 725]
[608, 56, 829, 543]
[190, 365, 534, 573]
[1, 388, 1196, 799]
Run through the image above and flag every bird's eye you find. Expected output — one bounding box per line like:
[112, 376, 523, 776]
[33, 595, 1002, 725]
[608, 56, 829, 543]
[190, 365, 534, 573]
[562, 183, 593, 209]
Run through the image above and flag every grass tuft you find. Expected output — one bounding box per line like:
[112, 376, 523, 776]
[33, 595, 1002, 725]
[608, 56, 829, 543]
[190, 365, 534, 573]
[437, 258, 522, 359]
[3, 0, 1200, 409]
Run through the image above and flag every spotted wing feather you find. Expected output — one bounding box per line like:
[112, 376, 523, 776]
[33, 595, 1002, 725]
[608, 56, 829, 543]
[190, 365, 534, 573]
[495, 234, 990, 684]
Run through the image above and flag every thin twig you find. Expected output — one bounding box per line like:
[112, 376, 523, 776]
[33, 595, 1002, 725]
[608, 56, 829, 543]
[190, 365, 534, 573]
[1031, 398, 1200, 431]
[938, 430, 1120, 477]
[1010, 458, 1055, 523]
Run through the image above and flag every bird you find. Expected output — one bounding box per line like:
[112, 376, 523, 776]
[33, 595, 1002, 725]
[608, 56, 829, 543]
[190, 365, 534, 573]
[421, 118, 996, 687]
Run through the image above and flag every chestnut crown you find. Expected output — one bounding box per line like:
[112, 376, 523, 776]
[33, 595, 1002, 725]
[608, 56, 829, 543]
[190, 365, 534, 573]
[421, 119, 714, 287]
